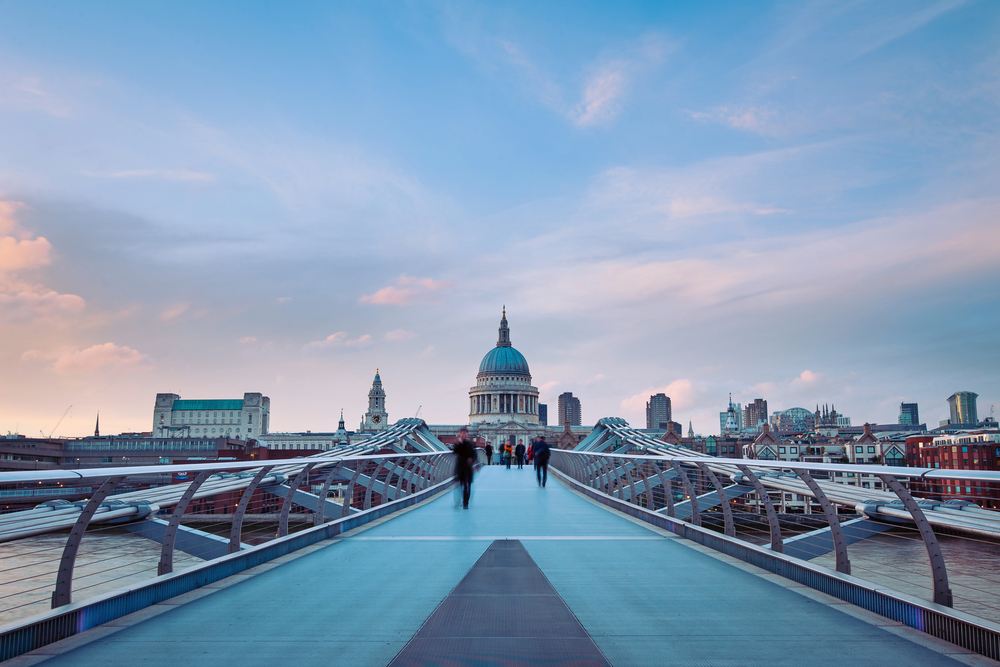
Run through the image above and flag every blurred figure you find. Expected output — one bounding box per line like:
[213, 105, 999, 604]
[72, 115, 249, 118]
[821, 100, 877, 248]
[515, 441, 525, 469]
[453, 427, 476, 509]
[484, 442, 494, 465]
[503, 442, 512, 469]
[533, 435, 551, 488]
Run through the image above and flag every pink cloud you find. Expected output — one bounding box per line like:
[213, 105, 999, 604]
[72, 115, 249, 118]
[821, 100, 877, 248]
[0, 199, 86, 322]
[359, 274, 453, 306]
[158, 302, 189, 321]
[303, 332, 372, 352]
[23, 342, 150, 375]
[621, 379, 697, 416]
[385, 329, 416, 342]
[0, 287, 85, 323]
[239, 336, 257, 344]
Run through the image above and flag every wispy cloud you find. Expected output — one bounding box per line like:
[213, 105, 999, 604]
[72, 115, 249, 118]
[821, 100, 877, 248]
[302, 332, 372, 352]
[385, 329, 416, 342]
[238, 336, 257, 344]
[359, 274, 453, 306]
[158, 303, 189, 321]
[688, 104, 788, 137]
[86, 169, 215, 182]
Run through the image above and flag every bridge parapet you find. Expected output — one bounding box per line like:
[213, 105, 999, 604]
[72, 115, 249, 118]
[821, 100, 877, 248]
[550, 437, 1000, 662]
[0, 437, 474, 660]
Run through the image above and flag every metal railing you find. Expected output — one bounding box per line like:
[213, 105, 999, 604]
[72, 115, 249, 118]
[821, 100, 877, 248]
[550, 447, 1000, 660]
[0, 448, 458, 626]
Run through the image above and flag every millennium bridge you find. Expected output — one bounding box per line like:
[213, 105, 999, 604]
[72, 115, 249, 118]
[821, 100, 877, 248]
[1, 418, 999, 666]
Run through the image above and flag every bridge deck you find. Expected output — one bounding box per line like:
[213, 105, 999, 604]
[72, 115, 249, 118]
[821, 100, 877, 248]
[16, 466, 985, 666]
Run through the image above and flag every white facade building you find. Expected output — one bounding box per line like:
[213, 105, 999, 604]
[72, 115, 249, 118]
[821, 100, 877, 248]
[153, 392, 269, 439]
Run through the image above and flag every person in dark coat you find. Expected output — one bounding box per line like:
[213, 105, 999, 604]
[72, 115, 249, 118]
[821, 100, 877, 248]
[514, 442, 525, 469]
[453, 428, 476, 508]
[484, 443, 494, 465]
[533, 435, 551, 488]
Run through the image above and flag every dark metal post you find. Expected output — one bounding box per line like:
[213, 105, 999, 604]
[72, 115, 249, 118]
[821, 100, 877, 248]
[159, 470, 213, 576]
[230, 465, 274, 552]
[737, 465, 783, 553]
[796, 470, 850, 574]
[52, 475, 125, 608]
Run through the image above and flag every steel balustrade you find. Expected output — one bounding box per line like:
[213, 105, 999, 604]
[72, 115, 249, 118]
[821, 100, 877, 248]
[551, 445, 1000, 616]
[0, 445, 459, 614]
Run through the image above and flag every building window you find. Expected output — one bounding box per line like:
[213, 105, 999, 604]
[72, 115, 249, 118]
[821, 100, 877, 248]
[855, 446, 863, 453]
[867, 446, 876, 453]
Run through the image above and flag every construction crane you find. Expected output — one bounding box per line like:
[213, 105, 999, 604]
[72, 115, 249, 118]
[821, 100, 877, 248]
[415, 405, 422, 419]
[42, 405, 72, 439]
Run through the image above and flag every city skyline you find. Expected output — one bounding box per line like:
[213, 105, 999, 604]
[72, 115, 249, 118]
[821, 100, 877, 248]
[1, 2, 998, 437]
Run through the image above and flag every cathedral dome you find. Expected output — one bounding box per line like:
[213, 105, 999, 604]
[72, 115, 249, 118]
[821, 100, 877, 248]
[479, 346, 530, 376]
[476, 307, 531, 378]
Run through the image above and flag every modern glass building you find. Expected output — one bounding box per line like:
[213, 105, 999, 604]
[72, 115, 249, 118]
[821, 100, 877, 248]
[948, 392, 979, 426]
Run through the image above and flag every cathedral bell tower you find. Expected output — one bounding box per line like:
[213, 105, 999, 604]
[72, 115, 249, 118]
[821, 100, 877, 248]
[361, 369, 389, 432]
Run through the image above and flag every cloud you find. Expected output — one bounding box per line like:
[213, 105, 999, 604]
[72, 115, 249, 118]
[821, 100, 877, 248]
[584, 374, 605, 385]
[0, 199, 86, 322]
[85, 169, 215, 182]
[359, 274, 453, 306]
[571, 65, 628, 127]
[385, 329, 416, 342]
[507, 197, 1000, 319]
[441, 13, 670, 129]
[621, 379, 698, 416]
[158, 303, 189, 321]
[791, 370, 824, 387]
[0, 287, 85, 323]
[277, 296, 292, 304]
[302, 332, 372, 352]
[0, 235, 53, 273]
[22, 342, 150, 375]
[239, 336, 257, 344]
[0, 74, 72, 117]
[688, 104, 788, 137]
[419, 345, 436, 358]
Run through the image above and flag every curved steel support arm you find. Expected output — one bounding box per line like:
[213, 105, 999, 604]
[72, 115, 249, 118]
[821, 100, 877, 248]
[671, 462, 701, 527]
[314, 462, 344, 526]
[279, 463, 317, 537]
[697, 463, 735, 537]
[877, 473, 953, 607]
[623, 461, 638, 504]
[159, 470, 213, 575]
[796, 470, 850, 575]
[656, 462, 675, 517]
[230, 465, 275, 552]
[737, 465, 783, 552]
[52, 475, 125, 608]
[342, 465, 364, 517]
[364, 460, 390, 510]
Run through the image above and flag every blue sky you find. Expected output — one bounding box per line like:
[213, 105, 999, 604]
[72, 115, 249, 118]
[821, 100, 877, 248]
[1, 0, 998, 437]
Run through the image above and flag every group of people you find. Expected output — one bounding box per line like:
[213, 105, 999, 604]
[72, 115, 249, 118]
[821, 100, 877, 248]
[482, 437, 549, 485]
[453, 430, 552, 509]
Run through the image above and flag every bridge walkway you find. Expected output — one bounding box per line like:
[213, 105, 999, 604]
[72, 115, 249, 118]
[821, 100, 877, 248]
[12, 466, 988, 666]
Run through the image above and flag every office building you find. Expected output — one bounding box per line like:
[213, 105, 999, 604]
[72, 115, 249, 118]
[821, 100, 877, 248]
[744, 399, 768, 433]
[538, 404, 548, 426]
[558, 392, 582, 426]
[898, 402, 920, 427]
[948, 392, 979, 426]
[646, 393, 672, 430]
[153, 392, 270, 439]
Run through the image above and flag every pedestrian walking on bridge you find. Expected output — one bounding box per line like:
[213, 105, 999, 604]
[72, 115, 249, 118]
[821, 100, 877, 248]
[484, 442, 494, 465]
[453, 427, 476, 509]
[533, 435, 551, 488]
[515, 441, 525, 469]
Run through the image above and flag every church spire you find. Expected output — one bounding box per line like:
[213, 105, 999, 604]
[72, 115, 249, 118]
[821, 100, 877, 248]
[94, 412, 100, 438]
[496, 306, 512, 348]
